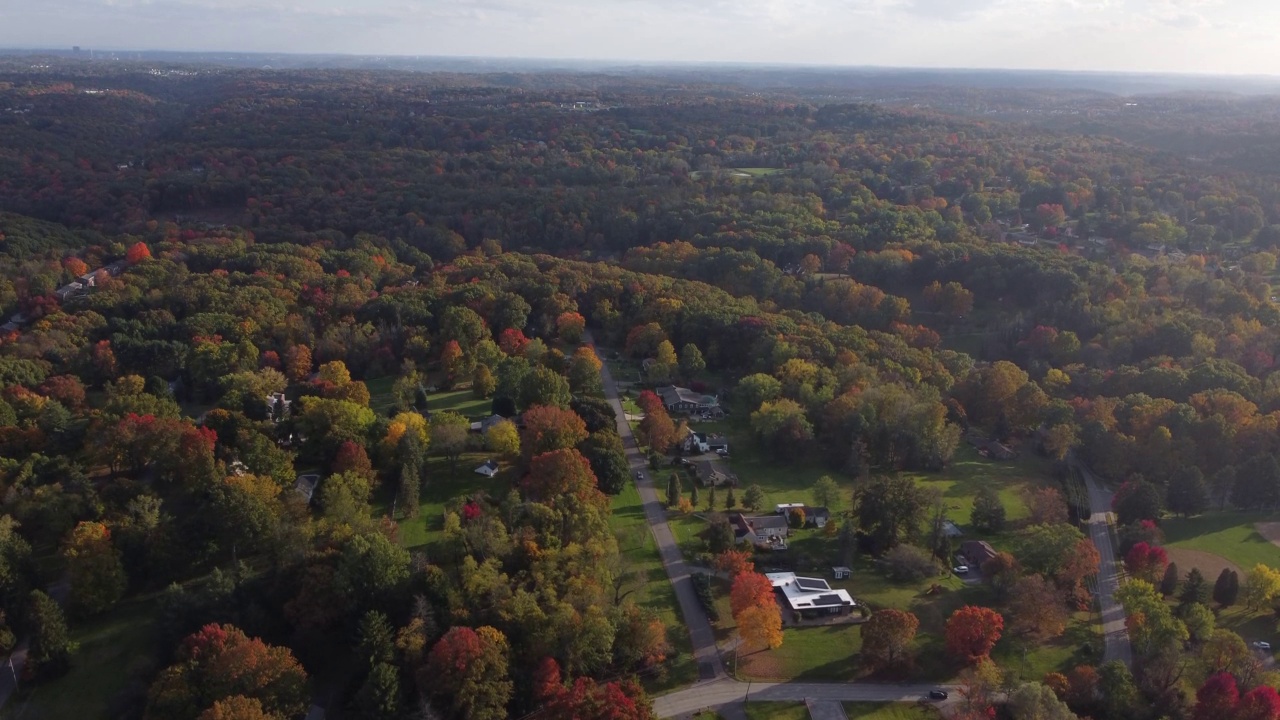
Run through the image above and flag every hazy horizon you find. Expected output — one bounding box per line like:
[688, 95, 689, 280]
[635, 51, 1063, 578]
[3, 0, 1279, 76]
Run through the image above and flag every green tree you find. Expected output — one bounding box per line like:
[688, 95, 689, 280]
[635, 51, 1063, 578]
[430, 411, 470, 468]
[1114, 478, 1163, 525]
[666, 474, 681, 508]
[356, 610, 395, 669]
[855, 475, 929, 552]
[743, 484, 766, 513]
[397, 463, 420, 519]
[1241, 564, 1280, 611]
[1160, 562, 1180, 597]
[485, 419, 520, 459]
[707, 485, 717, 512]
[472, 364, 496, 398]
[1213, 568, 1238, 607]
[351, 663, 400, 720]
[518, 366, 572, 410]
[1116, 579, 1188, 657]
[708, 515, 734, 554]
[812, 475, 840, 511]
[62, 521, 127, 618]
[750, 398, 814, 460]
[579, 431, 628, 495]
[26, 589, 72, 679]
[1016, 523, 1086, 578]
[970, 486, 1006, 533]
[679, 343, 706, 378]
[424, 626, 512, 720]
[1167, 467, 1208, 517]
[736, 373, 783, 412]
[1180, 567, 1207, 606]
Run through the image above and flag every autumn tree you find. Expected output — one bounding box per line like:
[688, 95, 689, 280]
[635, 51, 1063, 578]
[424, 626, 513, 720]
[1242, 564, 1280, 611]
[1194, 672, 1239, 720]
[484, 419, 520, 458]
[945, 605, 1004, 664]
[635, 391, 677, 453]
[1008, 575, 1069, 640]
[566, 346, 604, 395]
[430, 411, 470, 468]
[126, 241, 152, 263]
[522, 404, 589, 458]
[523, 449, 606, 508]
[196, 696, 275, 720]
[144, 623, 308, 720]
[860, 609, 920, 671]
[712, 549, 754, 577]
[1124, 542, 1169, 584]
[285, 344, 313, 383]
[750, 398, 814, 460]
[982, 552, 1022, 601]
[472, 364, 496, 398]
[332, 441, 376, 487]
[1026, 487, 1069, 526]
[731, 572, 783, 650]
[62, 521, 126, 618]
[556, 312, 586, 343]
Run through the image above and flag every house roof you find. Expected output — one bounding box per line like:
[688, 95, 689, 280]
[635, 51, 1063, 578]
[657, 385, 717, 407]
[766, 572, 856, 611]
[746, 515, 788, 532]
[807, 506, 830, 519]
[960, 540, 997, 566]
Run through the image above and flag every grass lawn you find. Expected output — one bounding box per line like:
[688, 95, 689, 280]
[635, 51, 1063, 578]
[424, 389, 491, 418]
[375, 452, 515, 550]
[844, 702, 942, 720]
[1216, 606, 1279, 658]
[744, 701, 809, 720]
[4, 596, 162, 720]
[716, 421, 1052, 529]
[365, 375, 398, 416]
[1162, 512, 1280, 572]
[990, 612, 1102, 683]
[609, 478, 699, 694]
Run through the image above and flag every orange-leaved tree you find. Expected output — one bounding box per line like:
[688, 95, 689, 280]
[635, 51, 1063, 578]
[945, 605, 1004, 664]
[730, 571, 783, 650]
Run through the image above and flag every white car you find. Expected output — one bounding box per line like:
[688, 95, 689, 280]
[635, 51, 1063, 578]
[1253, 641, 1272, 651]
[953, 565, 970, 575]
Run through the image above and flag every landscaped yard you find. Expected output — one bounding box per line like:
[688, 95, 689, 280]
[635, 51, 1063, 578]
[3, 595, 162, 720]
[989, 611, 1102, 682]
[1162, 512, 1280, 572]
[375, 452, 514, 550]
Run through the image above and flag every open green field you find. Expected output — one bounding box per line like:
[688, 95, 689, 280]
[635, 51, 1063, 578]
[716, 418, 1050, 528]
[1162, 512, 1280, 572]
[610, 479, 700, 693]
[377, 452, 514, 550]
[365, 375, 398, 415]
[744, 702, 809, 720]
[844, 702, 942, 720]
[366, 377, 493, 420]
[3, 596, 161, 720]
[990, 612, 1102, 682]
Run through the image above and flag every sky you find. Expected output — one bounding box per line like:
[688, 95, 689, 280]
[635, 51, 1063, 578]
[2, 0, 1280, 75]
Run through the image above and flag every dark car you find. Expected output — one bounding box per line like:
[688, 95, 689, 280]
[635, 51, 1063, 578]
[928, 690, 949, 700]
[634, 471, 645, 481]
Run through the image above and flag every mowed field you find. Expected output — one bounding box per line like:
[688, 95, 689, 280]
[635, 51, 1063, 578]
[1162, 512, 1280, 572]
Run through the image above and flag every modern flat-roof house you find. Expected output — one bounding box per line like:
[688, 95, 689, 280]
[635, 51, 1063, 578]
[766, 572, 857, 617]
[732, 513, 789, 550]
[656, 385, 721, 415]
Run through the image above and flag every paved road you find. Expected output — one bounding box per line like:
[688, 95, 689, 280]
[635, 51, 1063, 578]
[655, 678, 957, 718]
[1072, 455, 1134, 668]
[592, 337, 726, 683]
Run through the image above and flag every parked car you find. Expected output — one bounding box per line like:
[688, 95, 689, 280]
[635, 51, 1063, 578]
[635, 471, 645, 481]
[953, 565, 970, 575]
[928, 690, 949, 700]
[1252, 641, 1272, 651]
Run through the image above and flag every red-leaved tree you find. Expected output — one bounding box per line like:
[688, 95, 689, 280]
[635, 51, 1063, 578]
[945, 606, 1004, 664]
[1124, 542, 1169, 584]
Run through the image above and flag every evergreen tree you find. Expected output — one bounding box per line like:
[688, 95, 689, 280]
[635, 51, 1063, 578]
[1167, 467, 1208, 517]
[725, 487, 737, 511]
[1213, 568, 1235, 607]
[707, 485, 717, 512]
[1221, 570, 1241, 607]
[351, 662, 401, 720]
[1180, 567, 1207, 606]
[690, 484, 700, 507]
[666, 473, 681, 508]
[397, 463, 421, 519]
[1160, 562, 1180, 597]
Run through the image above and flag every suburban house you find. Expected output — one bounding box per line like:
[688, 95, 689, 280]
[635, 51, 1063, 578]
[470, 414, 507, 433]
[774, 503, 831, 528]
[959, 540, 998, 571]
[682, 430, 729, 455]
[766, 572, 857, 618]
[295, 474, 321, 504]
[693, 459, 736, 487]
[474, 460, 500, 478]
[731, 513, 789, 550]
[656, 385, 722, 416]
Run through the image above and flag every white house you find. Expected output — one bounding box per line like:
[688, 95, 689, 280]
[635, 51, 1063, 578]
[766, 572, 857, 617]
[731, 513, 789, 549]
[474, 460, 500, 478]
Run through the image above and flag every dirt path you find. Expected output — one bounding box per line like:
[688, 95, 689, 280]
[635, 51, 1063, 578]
[1255, 522, 1280, 549]
[1165, 547, 1240, 579]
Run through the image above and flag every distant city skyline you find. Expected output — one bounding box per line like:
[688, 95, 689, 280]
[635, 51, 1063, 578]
[3, 0, 1279, 77]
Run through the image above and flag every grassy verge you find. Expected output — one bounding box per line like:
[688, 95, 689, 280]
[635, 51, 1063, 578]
[610, 479, 699, 693]
[744, 701, 809, 720]
[844, 702, 942, 720]
[3, 596, 162, 720]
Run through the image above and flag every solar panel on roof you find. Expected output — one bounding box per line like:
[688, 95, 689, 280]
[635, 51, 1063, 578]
[795, 578, 830, 592]
[812, 594, 848, 606]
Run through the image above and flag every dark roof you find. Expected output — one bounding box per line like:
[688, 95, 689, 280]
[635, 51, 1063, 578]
[748, 515, 788, 531]
[812, 593, 851, 607]
[960, 540, 998, 564]
[807, 506, 830, 519]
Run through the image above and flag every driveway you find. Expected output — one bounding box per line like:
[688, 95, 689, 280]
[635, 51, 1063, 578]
[1071, 454, 1133, 668]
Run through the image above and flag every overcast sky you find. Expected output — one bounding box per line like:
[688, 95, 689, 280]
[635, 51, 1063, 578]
[2, 0, 1278, 75]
